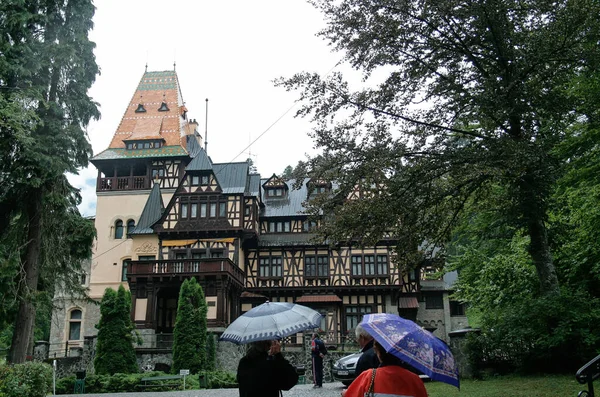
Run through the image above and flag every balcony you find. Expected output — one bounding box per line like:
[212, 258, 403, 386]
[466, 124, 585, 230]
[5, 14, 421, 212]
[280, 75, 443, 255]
[98, 176, 149, 191]
[128, 258, 245, 286]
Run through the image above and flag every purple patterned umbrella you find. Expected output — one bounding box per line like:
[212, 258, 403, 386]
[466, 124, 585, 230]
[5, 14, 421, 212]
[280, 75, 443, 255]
[359, 313, 460, 388]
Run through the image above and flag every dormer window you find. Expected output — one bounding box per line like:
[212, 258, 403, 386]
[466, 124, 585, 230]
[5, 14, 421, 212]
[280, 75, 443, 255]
[267, 188, 285, 197]
[158, 102, 169, 112]
[125, 140, 163, 150]
[135, 104, 146, 113]
[308, 179, 331, 198]
[262, 174, 288, 198]
[191, 175, 210, 186]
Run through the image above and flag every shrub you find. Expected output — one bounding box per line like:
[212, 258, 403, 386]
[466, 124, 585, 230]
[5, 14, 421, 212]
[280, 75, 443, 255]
[204, 370, 238, 388]
[0, 362, 52, 397]
[172, 278, 207, 374]
[94, 286, 138, 375]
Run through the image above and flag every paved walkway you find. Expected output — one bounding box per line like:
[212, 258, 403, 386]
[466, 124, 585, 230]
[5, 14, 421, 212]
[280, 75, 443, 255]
[58, 382, 345, 397]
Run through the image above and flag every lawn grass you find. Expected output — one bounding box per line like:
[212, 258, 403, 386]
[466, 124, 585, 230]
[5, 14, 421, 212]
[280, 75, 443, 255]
[425, 375, 584, 397]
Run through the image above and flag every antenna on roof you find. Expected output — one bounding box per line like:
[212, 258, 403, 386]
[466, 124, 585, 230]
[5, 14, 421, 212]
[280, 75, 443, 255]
[205, 98, 209, 154]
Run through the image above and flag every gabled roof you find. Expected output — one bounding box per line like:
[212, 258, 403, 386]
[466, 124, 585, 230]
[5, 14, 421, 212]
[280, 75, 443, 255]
[213, 162, 250, 194]
[186, 134, 202, 158]
[262, 174, 287, 188]
[186, 147, 213, 171]
[92, 70, 200, 161]
[130, 182, 164, 235]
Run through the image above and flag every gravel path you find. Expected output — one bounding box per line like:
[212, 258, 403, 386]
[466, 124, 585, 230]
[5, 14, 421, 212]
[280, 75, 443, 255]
[57, 381, 346, 397]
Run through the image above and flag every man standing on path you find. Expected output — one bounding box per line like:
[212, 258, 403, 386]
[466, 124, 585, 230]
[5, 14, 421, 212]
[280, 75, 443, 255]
[354, 324, 380, 377]
[311, 332, 327, 388]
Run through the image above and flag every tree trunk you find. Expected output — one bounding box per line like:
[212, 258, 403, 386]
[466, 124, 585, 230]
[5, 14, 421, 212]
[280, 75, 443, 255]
[520, 175, 560, 296]
[9, 194, 43, 364]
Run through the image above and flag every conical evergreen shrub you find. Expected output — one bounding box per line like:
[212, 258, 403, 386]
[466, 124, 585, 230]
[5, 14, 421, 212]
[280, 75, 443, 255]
[94, 286, 138, 375]
[172, 278, 207, 374]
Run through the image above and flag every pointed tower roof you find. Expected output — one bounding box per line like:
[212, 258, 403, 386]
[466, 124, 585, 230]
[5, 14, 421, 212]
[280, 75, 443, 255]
[92, 70, 200, 161]
[129, 182, 164, 235]
[186, 147, 213, 171]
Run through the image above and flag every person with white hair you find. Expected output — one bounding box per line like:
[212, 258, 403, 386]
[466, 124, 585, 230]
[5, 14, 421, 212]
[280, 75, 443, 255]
[355, 323, 380, 377]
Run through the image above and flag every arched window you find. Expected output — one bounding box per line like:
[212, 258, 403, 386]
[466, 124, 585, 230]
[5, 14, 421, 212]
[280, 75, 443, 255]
[126, 219, 135, 236]
[69, 309, 82, 340]
[114, 220, 123, 239]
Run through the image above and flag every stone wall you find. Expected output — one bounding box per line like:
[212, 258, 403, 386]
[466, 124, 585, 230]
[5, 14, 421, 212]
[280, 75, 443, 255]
[36, 336, 360, 384]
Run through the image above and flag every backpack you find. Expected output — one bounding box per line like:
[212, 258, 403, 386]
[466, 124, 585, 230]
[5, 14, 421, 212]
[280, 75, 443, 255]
[319, 340, 328, 355]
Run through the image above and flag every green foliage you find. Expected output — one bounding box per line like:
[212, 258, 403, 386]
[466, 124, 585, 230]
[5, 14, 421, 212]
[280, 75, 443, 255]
[278, 0, 600, 297]
[94, 286, 138, 375]
[206, 333, 216, 371]
[449, 198, 600, 372]
[203, 370, 238, 388]
[0, 362, 52, 397]
[172, 278, 207, 374]
[54, 370, 237, 394]
[0, 0, 99, 362]
[281, 165, 293, 180]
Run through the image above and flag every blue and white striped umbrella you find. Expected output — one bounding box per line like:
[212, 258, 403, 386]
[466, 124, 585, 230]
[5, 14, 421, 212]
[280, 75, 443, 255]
[219, 301, 322, 344]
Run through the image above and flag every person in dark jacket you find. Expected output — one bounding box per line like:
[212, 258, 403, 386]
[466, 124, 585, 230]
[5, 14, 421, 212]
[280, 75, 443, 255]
[355, 324, 380, 377]
[237, 339, 299, 397]
[311, 332, 327, 388]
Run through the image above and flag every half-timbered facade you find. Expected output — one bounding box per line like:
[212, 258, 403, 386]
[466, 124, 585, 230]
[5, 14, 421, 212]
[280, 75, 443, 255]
[49, 70, 467, 357]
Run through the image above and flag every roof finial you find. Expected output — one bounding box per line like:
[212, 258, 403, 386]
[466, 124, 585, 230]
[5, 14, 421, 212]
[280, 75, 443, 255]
[173, 61, 176, 71]
[145, 63, 148, 73]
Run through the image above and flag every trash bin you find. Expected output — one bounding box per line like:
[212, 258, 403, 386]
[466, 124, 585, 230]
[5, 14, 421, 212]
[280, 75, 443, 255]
[296, 365, 306, 384]
[199, 372, 207, 388]
[74, 371, 86, 394]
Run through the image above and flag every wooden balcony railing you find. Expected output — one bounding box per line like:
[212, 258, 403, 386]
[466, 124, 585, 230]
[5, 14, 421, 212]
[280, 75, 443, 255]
[128, 258, 245, 286]
[98, 176, 148, 191]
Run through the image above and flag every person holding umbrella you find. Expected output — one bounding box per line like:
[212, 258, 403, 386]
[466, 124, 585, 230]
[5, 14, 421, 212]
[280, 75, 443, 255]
[237, 339, 299, 397]
[343, 313, 460, 397]
[344, 339, 428, 397]
[219, 301, 324, 397]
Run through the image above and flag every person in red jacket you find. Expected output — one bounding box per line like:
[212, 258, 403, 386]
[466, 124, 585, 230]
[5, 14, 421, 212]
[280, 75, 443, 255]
[343, 340, 427, 397]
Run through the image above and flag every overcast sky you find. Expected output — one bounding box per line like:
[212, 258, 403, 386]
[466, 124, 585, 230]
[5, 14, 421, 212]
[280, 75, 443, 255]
[69, 0, 343, 216]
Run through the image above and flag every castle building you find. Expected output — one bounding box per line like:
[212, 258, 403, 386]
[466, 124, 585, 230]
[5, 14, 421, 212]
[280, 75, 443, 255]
[49, 70, 467, 358]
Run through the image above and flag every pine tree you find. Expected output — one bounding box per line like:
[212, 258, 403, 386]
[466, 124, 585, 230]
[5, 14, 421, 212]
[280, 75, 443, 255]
[172, 278, 207, 374]
[94, 286, 138, 375]
[0, 0, 99, 363]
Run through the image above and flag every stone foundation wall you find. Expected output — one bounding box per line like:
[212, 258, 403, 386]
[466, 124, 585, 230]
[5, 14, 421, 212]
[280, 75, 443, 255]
[35, 338, 367, 384]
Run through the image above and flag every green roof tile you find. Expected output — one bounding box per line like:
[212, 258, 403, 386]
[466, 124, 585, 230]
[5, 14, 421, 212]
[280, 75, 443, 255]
[91, 146, 188, 161]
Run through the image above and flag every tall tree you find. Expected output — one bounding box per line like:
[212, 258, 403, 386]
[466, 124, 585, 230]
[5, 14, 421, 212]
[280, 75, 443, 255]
[94, 286, 138, 375]
[172, 278, 208, 374]
[281, 165, 294, 180]
[0, 0, 99, 363]
[277, 0, 600, 296]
